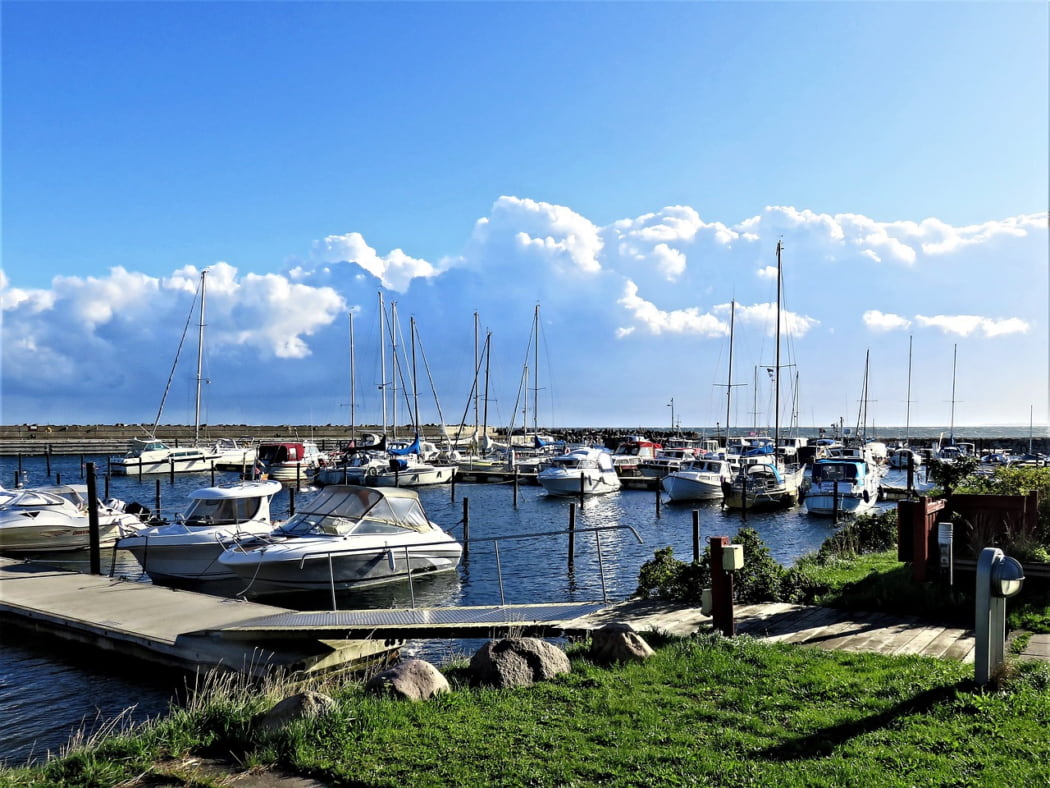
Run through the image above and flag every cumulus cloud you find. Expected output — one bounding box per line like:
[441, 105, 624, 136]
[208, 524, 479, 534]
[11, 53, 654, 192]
[731, 301, 821, 339]
[863, 310, 912, 332]
[313, 232, 439, 292]
[914, 314, 1030, 337]
[617, 280, 728, 336]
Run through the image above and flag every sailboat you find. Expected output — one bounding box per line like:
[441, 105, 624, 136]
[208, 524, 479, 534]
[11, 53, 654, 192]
[723, 242, 807, 511]
[110, 271, 223, 476]
[889, 335, 923, 470]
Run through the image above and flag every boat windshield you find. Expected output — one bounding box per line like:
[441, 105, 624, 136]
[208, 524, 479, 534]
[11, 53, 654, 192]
[275, 487, 434, 537]
[813, 463, 860, 482]
[185, 496, 262, 525]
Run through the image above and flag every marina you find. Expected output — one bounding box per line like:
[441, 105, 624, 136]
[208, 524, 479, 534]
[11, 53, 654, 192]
[0, 431, 1045, 766]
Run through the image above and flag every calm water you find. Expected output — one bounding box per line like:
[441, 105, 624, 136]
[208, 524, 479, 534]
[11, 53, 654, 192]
[0, 452, 906, 766]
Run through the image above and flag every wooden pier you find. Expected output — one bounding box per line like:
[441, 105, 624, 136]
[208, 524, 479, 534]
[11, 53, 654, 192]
[0, 558, 402, 677]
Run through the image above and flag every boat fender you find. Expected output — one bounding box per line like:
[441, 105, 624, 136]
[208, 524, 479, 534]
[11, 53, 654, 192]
[863, 490, 870, 503]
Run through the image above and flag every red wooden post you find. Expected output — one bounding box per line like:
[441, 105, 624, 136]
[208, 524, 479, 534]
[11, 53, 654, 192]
[710, 536, 735, 636]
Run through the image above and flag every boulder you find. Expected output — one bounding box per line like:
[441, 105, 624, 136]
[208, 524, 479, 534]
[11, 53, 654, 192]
[256, 690, 336, 732]
[468, 637, 571, 688]
[588, 622, 655, 664]
[364, 659, 450, 701]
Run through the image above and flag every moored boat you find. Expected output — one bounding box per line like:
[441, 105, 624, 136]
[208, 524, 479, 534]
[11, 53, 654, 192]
[217, 485, 462, 594]
[538, 446, 621, 496]
[110, 438, 222, 476]
[804, 458, 880, 517]
[661, 457, 732, 502]
[0, 484, 150, 553]
[117, 479, 284, 582]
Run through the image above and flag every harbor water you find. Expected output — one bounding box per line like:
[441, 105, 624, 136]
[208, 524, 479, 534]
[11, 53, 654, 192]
[2, 451, 910, 766]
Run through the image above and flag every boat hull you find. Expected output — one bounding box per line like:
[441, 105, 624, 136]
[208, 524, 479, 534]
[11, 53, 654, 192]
[538, 471, 621, 497]
[0, 515, 143, 553]
[661, 474, 724, 502]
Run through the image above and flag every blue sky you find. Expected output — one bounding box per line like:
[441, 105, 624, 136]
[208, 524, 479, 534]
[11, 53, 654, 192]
[2, 1, 1047, 434]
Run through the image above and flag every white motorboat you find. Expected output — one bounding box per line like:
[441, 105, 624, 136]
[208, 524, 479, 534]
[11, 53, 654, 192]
[661, 457, 732, 502]
[639, 447, 699, 479]
[110, 438, 222, 476]
[217, 485, 463, 594]
[256, 441, 324, 482]
[369, 455, 457, 487]
[805, 458, 881, 517]
[117, 480, 284, 582]
[205, 438, 258, 471]
[723, 459, 807, 512]
[0, 484, 149, 553]
[888, 447, 923, 470]
[537, 447, 621, 496]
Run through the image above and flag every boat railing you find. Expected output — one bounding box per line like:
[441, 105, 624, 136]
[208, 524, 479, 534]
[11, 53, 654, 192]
[244, 524, 643, 612]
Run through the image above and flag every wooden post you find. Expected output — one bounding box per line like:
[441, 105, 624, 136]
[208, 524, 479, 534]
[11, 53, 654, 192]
[906, 453, 914, 494]
[568, 502, 576, 566]
[832, 481, 840, 523]
[692, 510, 700, 562]
[210, 463, 216, 486]
[289, 487, 296, 516]
[513, 469, 519, 507]
[579, 473, 586, 504]
[462, 497, 470, 555]
[655, 482, 661, 518]
[155, 478, 162, 516]
[56, 472, 62, 485]
[104, 471, 110, 500]
[710, 536, 735, 636]
[86, 462, 101, 575]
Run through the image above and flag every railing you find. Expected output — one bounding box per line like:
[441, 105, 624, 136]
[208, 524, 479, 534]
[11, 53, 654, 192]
[230, 524, 643, 612]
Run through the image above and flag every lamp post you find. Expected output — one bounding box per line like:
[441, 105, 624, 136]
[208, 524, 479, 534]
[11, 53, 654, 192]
[667, 398, 675, 434]
[975, 546, 1025, 686]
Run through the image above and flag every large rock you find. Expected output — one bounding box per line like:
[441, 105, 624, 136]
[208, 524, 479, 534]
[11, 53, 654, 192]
[588, 622, 655, 664]
[255, 690, 336, 732]
[364, 659, 450, 701]
[468, 637, 571, 688]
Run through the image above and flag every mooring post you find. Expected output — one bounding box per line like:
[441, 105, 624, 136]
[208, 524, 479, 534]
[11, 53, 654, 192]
[450, 474, 456, 501]
[210, 464, 216, 486]
[169, 458, 175, 485]
[655, 482, 661, 518]
[462, 497, 470, 555]
[86, 462, 101, 575]
[579, 473, 585, 504]
[289, 486, 296, 516]
[907, 453, 915, 494]
[832, 482, 840, 523]
[692, 510, 701, 562]
[513, 469, 519, 507]
[710, 536, 735, 636]
[568, 502, 576, 566]
[155, 479, 162, 516]
[56, 472, 62, 485]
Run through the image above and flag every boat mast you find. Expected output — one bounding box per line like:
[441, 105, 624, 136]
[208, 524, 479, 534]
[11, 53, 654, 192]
[390, 301, 399, 440]
[714, 300, 743, 445]
[532, 303, 540, 436]
[349, 311, 356, 443]
[482, 331, 492, 448]
[194, 270, 206, 443]
[904, 334, 913, 445]
[774, 241, 782, 451]
[473, 312, 480, 441]
[949, 343, 957, 444]
[378, 292, 388, 437]
[411, 316, 420, 434]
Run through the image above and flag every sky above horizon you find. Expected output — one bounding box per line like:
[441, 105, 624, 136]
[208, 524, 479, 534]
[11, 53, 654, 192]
[2, 1, 1048, 435]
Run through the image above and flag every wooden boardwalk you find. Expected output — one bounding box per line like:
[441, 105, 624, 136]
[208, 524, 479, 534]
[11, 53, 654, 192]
[573, 599, 1050, 665]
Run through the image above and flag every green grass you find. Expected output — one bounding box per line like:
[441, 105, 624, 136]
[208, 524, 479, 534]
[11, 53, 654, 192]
[2, 635, 1048, 787]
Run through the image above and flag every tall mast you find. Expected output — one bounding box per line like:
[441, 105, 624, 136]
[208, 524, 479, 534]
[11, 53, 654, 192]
[904, 334, 913, 445]
[774, 241, 782, 449]
[390, 301, 400, 439]
[532, 303, 540, 435]
[473, 312, 480, 439]
[949, 343, 957, 443]
[411, 316, 420, 433]
[714, 300, 743, 444]
[348, 311, 356, 442]
[378, 292, 387, 436]
[194, 270, 206, 443]
[482, 331, 492, 446]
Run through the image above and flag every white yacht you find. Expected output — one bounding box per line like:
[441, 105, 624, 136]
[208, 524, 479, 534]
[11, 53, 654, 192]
[117, 479, 284, 583]
[217, 485, 462, 594]
[537, 447, 621, 496]
[661, 457, 732, 502]
[805, 458, 881, 517]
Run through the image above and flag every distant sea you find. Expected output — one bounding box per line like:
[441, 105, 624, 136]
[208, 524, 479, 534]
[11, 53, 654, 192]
[595, 426, 1047, 442]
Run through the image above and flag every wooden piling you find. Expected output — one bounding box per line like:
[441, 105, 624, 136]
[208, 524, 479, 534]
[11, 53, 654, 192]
[86, 462, 101, 575]
[692, 510, 700, 562]
[462, 497, 470, 554]
[568, 502, 576, 566]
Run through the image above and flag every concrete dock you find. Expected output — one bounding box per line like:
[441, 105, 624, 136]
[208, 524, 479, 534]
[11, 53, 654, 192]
[0, 558, 401, 677]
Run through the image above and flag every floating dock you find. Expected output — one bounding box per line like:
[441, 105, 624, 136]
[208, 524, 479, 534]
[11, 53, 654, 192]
[0, 558, 401, 677]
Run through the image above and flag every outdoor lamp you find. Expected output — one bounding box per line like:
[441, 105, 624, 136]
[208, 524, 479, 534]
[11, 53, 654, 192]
[975, 547, 1026, 686]
[990, 555, 1025, 598]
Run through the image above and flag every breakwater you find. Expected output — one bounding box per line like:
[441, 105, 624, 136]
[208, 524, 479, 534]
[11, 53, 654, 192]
[0, 423, 1045, 457]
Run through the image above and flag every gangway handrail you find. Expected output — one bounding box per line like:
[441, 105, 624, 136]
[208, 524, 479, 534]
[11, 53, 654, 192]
[235, 524, 642, 612]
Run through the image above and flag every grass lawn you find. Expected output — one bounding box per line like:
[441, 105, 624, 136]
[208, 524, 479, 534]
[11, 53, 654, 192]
[3, 633, 1048, 787]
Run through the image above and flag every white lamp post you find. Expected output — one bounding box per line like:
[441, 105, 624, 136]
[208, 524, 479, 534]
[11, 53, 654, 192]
[974, 546, 1025, 686]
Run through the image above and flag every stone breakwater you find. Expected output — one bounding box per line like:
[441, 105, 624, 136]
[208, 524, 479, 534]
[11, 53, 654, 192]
[0, 424, 1045, 457]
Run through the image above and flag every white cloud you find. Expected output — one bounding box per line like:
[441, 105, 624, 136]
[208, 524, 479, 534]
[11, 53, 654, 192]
[914, 314, 1030, 337]
[313, 232, 439, 292]
[617, 280, 727, 336]
[731, 301, 821, 339]
[863, 310, 912, 332]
